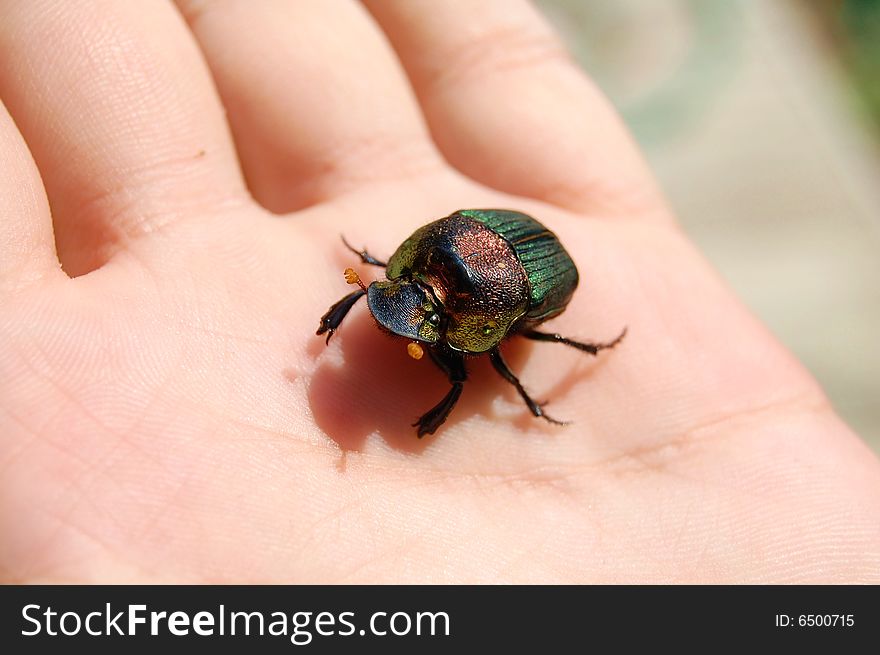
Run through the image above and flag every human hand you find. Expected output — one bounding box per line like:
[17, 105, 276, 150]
[1, 0, 878, 583]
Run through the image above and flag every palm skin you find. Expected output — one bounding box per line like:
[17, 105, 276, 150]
[1, 1, 878, 583]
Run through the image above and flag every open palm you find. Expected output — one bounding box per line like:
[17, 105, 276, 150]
[2, 1, 878, 583]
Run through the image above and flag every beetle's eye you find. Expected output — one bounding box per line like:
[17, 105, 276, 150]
[427, 313, 440, 327]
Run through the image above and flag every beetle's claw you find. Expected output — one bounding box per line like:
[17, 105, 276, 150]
[604, 326, 628, 350]
[536, 408, 568, 426]
[413, 412, 447, 438]
[412, 418, 436, 439]
[315, 324, 334, 344]
[537, 400, 569, 425]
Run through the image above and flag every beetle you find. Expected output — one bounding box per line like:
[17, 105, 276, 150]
[316, 209, 626, 437]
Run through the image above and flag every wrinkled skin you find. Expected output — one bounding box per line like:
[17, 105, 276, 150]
[1, 0, 878, 583]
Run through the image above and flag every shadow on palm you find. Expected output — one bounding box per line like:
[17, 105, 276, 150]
[301, 203, 628, 458]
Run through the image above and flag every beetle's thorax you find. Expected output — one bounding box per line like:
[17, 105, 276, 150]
[386, 214, 531, 353]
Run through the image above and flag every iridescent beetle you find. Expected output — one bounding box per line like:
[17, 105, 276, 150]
[317, 209, 625, 437]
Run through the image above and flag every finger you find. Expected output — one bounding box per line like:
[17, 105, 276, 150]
[176, 0, 445, 214]
[0, 102, 61, 291]
[365, 0, 663, 218]
[0, 0, 248, 276]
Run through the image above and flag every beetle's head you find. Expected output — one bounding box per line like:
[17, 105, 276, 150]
[367, 279, 442, 344]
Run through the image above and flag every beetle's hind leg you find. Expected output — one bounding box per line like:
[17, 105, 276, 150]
[489, 348, 567, 426]
[522, 326, 627, 355]
[316, 290, 366, 344]
[414, 348, 467, 437]
[341, 235, 387, 268]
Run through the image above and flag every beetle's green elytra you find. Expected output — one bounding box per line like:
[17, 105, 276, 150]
[458, 209, 579, 323]
[317, 209, 626, 437]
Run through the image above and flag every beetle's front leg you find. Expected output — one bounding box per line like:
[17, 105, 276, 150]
[341, 236, 387, 268]
[413, 347, 467, 437]
[522, 326, 627, 355]
[489, 348, 566, 426]
[316, 290, 366, 344]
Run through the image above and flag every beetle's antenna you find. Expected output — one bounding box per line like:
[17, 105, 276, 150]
[344, 267, 367, 292]
[407, 342, 424, 360]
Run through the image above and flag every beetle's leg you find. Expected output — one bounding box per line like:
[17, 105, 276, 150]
[413, 348, 467, 437]
[489, 348, 567, 426]
[316, 290, 366, 344]
[522, 326, 627, 355]
[341, 235, 387, 268]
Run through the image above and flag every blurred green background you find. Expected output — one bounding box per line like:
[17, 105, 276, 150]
[537, 0, 880, 452]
